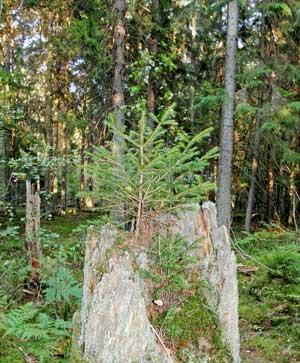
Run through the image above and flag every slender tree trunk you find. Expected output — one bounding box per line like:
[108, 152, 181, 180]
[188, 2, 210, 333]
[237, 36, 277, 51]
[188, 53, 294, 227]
[216, 0, 239, 230]
[61, 122, 68, 213]
[288, 135, 298, 229]
[0, 130, 5, 198]
[79, 130, 86, 209]
[111, 0, 126, 222]
[245, 88, 264, 232]
[25, 179, 41, 283]
[112, 0, 125, 157]
[288, 169, 297, 228]
[245, 14, 266, 232]
[2, 12, 15, 198]
[147, 0, 160, 128]
[267, 144, 274, 222]
[189, 7, 197, 125]
[44, 16, 54, 216]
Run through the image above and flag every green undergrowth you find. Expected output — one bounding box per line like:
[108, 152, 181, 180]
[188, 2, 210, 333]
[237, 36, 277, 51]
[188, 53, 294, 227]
[140, 234, 231, 362]
[237, 227, 300, 363]
[0, 212, 103, 363]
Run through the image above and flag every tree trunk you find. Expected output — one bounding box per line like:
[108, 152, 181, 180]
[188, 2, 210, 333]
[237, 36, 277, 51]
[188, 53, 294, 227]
[216, 0, 239, 230]
[2, 12, 15, 199]
[0, 130, 5, 198]
[288, 135, 299, 229]
[111, 0, 126, 222]
[267, 144, 274, 222]
[189, 7, 197, 126]
[79, 130, 86, 209]
[147, 0, 160, 128]
[44, 15, 54, 216]
[245, 88, 264, 232]
[112, 0, 125, 157]
[245, 13, 266, 232]
[25, 179, 41, 283]
[61, 122, 68, 213]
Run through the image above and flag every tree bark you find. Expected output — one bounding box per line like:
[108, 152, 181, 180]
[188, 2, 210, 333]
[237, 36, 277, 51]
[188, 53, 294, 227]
[2, 12, 15, 198]
[25, 179, 41, 283]
[245, 14, 265, 232]
[288, 135, 299, 229]
[189, 6, 197, 126]
[147, 0, 160, 128]
[244, 103, 262, 232]
[79, 129, 86, 209]
[112, 0, 125, 157]
[61, 122, 68, 213]
[267, 144, 274, 222]
[44, 15, 54, 216]
[217, 0, 239, 230]
[0, 130, 5, 198]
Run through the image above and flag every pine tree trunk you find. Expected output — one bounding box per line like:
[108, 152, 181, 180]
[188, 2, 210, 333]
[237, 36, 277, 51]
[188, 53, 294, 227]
[189, 8, 196, 125]
[267, 144, 274, 222]
[111, 0, 126, 222]
[217, 0, 239, 230]
[79, 130, 85, 209]
[112, 0, 125, 157]
[147, 0, 160, 128]
[287, 133, 299, 228]
[61, 122, 68, 213]
[2, 12, 15, 199]
[0, 130, 5, 198]
[25, 179, 41, 283]
[245, 89, 264, 232]
[44, 16, 54, 216]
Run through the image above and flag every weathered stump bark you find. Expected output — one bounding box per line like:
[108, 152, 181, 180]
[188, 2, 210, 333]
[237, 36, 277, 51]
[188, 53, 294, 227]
[75, 202, 240, 363]
[168, 202, 240, 363]
[25, 179, 41, 283]
[78, 224, 172, 363]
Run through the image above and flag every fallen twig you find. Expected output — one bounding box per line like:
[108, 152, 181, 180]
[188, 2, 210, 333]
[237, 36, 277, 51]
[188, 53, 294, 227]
[150, 323, 171, 359]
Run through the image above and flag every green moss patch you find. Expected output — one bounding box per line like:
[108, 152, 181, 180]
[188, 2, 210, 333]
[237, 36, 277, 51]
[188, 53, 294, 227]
[153, 286, 231, 362]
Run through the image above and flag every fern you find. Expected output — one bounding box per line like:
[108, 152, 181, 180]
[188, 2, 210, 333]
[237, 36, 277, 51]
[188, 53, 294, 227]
[44, 267, 82, 305]
[235, 103, 258, 116]
[0, 303, 70, 361]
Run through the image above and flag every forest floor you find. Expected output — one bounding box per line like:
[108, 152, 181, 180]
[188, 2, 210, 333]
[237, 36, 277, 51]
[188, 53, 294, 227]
[0, 212, 299, 362]
[236, 227, 300, 363]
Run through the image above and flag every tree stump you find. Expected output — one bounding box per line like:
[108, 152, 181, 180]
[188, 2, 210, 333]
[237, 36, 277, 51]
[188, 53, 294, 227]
[75, 202, 240, 363]
[25, 179, 41, 283]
